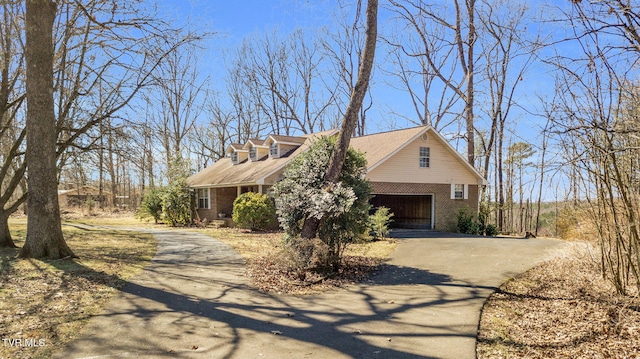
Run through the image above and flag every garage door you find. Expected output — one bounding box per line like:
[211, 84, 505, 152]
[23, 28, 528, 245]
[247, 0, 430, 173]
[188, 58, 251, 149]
[371, 194, 433, 229]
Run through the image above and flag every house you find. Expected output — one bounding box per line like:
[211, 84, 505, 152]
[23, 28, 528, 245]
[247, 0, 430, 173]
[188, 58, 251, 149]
[58, 185, 112, 208]
[187, 126, 487, 231]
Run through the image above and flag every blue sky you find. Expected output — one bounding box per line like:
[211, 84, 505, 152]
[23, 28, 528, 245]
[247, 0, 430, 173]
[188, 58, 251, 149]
[151, 1, 577, 200]
[155, 1, 445, 133]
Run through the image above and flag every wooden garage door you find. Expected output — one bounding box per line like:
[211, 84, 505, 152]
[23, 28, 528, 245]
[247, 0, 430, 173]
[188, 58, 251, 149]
[371, 194, 432, 229]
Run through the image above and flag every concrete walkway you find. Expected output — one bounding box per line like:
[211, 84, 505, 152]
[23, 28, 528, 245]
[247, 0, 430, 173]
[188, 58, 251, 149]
[56, 228, 565, 359]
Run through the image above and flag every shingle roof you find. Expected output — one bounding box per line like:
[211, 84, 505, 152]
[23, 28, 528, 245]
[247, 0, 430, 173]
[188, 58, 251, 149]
[188, 126, 485, 188]
[350, 126, 427, 170]
[187, 130, 337, 187]
[267, 135, 307, 145]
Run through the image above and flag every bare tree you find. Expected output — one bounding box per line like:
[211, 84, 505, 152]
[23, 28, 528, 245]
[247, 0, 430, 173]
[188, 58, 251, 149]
[188, 95, 234, 170]
[300, 0, 377, 239]
[147, 41, 207, 177]
[474, 0, 541, 231]
[0, 0, 26, 248]
[20, 0, 75, 259]
[12, 0, 201, 257]
[383, 2, 460, 129]
[234, 28, 337, 136]
[548, 0, 640, 293]
[323, 0, 373, 136]
[388, 0, 477, 164]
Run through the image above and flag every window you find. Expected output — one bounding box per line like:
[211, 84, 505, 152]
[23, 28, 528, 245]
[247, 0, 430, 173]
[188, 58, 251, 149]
[270, 143, 278, 157]
[249, 147, 257, 160]
[419, 147, 430, 168]
[451, 184, 467, 200]
[454, 184, 464, 199]
[197, 188, 210, 209]
[231, 152, 238, 164]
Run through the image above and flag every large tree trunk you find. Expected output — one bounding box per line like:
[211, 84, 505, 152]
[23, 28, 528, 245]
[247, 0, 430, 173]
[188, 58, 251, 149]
[300, 0, 377, 240]
[19, 0, 75, 259]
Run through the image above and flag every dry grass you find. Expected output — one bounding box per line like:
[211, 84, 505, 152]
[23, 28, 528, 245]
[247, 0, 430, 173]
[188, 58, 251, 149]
[199, 227, 397, 295]
[0, 222, 156, 359]
[477, 242, 640, 359]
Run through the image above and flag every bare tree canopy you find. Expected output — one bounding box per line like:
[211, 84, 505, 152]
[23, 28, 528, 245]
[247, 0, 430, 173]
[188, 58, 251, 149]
[300, 0, 378, 240]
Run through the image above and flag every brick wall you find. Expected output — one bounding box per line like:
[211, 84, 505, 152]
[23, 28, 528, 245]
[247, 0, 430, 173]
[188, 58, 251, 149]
[216, 187, 237, 218]
[195, 188, 217, 221]
[370, 182, 479, 232]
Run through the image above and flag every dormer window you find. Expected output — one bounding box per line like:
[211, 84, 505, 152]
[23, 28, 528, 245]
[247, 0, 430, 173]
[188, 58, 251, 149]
[270, 143, 278, 157]
[231, 152, 238, 164]
[249, 147, 257, 160]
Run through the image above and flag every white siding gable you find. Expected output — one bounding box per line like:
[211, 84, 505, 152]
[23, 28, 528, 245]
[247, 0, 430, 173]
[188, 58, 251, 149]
[366, 130, 479, 185]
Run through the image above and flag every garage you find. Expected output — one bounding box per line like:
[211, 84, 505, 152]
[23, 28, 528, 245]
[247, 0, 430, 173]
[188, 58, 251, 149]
[371, 194, 434, 229]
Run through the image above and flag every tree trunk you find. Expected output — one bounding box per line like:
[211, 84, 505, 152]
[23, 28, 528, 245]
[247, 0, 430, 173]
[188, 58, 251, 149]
[300, 0, 377, 239]
[465, 0, 476, 165]
[19, 0, 75, 259]
[0, 211, 16, 248]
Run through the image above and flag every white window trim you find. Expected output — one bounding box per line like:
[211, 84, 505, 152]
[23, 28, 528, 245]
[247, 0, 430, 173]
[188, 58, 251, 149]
[419, 146, 430, 168]
[197, 188, 210, 209]
[451, 184, 468, 200]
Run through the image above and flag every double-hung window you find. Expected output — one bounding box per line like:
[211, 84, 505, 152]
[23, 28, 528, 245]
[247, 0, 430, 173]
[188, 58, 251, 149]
[270, 143, 278, 157]
[451, 184, 467, 200]
[249, 147, 257, 160]
[197, 188, 210, 209]
[419, 147, 430, 168]
[454, 184, 464, 199]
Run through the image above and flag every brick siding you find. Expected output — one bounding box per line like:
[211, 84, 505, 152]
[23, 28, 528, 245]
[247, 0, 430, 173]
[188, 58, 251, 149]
[371, 182, 479, 232]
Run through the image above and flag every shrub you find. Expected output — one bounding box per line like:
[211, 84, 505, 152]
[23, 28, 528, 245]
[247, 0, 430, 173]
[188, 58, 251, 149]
[369, 206, 394, 239]
[457, 207, 480, 235]
[138, 188, 164, 223]
[272, 136, 371, 271]
[556, 206, 578, 239]
[484, 223, 498, 236]
[232, 192, 276, 231]
[161, 179, 192, 227]
[85, 196, 96, 214]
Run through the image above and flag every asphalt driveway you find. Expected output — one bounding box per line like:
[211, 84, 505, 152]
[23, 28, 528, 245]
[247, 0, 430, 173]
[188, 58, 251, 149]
[56, 228, 565, 359]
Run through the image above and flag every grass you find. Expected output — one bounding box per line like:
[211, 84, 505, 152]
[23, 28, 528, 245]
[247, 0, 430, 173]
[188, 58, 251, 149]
[0, 220, 156, 359]
[476, 242, 640, 359]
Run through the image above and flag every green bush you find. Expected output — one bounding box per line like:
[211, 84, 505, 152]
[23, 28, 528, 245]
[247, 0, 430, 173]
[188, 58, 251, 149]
[138, 188, 164, 223]
[161, 179, 192, 227]
[484, 223, 498, 236]
[456, 207, 480, 235]
[272, 136, 371, 271]
[369, 206, 394, 239]
[232, 192, 276, 231]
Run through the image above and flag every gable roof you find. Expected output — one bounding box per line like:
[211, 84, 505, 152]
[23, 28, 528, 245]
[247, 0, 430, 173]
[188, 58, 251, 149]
[188, 126, 486, 188]
[350, 125, 486, 185]
[350, 126, 427, 170]
[187, 129, 337, 188]
[266, 134, 307, 145]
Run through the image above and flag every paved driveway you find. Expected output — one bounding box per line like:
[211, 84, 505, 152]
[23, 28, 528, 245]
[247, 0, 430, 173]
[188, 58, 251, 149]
[56, 229, 565, 359]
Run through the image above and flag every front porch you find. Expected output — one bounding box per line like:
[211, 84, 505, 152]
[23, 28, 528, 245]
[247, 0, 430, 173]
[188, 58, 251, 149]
[194, 185, 272, 223]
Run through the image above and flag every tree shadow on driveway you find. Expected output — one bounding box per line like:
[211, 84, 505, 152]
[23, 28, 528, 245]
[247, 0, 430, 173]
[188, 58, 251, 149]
[52, 227, 563, 359]
[53, 262, 484, 358]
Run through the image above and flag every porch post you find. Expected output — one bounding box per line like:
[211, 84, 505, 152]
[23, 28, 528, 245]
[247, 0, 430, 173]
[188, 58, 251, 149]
[237, 186, 241, 197]
[258, 185, 263, 194]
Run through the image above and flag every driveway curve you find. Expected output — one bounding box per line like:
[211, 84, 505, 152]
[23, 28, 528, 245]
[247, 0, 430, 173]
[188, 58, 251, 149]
[56, 228, 565, 359]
